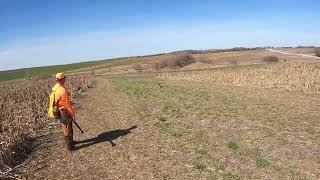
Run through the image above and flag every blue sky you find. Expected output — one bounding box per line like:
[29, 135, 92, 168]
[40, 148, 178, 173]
[0, 0, 319, 71]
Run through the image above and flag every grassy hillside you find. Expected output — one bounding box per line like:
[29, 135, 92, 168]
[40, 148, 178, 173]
[0, 59, 114, 82]
[0, 53, 176, 82]
[1, 48, 317, 82]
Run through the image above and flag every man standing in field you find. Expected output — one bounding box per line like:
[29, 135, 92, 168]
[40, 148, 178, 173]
[51, 72, 75, 151]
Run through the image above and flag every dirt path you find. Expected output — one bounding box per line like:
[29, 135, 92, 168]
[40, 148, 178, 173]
[266, 49, 320, 59]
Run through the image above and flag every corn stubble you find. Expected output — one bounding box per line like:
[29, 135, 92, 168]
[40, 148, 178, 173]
[159, 63, 320, 94]
[0, 74, 92, 170]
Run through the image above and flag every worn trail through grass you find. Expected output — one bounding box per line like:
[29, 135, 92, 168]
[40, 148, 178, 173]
[18, 74, 320, 179]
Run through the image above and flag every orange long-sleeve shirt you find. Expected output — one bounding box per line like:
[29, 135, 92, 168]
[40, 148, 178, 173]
[52, 83, 74, 117]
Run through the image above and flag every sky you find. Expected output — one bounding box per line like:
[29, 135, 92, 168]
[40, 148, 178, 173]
[0, 0, 319, 71]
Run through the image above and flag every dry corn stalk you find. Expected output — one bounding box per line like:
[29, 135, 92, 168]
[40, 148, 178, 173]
[158, 63, 320, 94]
[0, 73, 92, 170]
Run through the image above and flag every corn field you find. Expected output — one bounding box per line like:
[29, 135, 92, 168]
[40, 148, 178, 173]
[159, 63, 320, 94]
[0, 73, 92, 171]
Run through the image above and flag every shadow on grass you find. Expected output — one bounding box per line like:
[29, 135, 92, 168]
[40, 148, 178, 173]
[74, 125, 137, 150]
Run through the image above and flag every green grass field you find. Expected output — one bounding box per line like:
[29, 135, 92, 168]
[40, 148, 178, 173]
[0, 58, 133, 82]
[108, 74, 320, 179]
[0, 53, 165, 82]
[0, 60, 105, 82]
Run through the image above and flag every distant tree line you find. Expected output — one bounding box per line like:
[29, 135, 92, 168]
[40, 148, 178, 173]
[169, 46, 318, 56]
[113, 46, 319, 60]
[169, 47, 265, 55]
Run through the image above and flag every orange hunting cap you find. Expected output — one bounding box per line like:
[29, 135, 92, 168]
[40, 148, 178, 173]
[55, 72, 65, 80]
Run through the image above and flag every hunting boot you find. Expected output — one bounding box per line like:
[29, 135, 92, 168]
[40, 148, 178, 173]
[68, 136, 75, 150]
[70, 128, 75, 145]
[64, 136, 73, 151]
[70, 136, 77, 146]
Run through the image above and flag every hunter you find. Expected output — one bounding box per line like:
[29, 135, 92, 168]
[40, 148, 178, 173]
[51, 72, 76, 151]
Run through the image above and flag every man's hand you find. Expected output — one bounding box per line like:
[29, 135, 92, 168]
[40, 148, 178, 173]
[72, 115, 76, 121]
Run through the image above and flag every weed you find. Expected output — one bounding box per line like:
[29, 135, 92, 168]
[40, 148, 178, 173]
[215, 161, 226, 171]
[195, 147, 207, 156]
[195, 130, 206, 145]
[155, 121, 182, 138]
[155, 121, 169, 130]
[162, 104, 180, 114]
[162, 175, 171, 180]
[157, 116, 167, 122]
[170, 131, 183, 138]
[306, 127, 316, 140]
[193, 161, 206, 172]
[252, 148, 269, 168]
[223, 172, 240, 180]
[226, 140, 239, 150]
[210, 175, 217, 180]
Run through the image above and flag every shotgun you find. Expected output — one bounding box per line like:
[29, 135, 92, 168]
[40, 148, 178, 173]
[59, 109, 84, 133]
[73, 119, 84, 133]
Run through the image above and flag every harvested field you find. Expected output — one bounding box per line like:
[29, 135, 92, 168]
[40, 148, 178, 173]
[159, 62, 320, 94]
[1, 48, 320, 179]
[0, 73, 92, 176]
[92, 49, 318, 76]
[276, 48, 317, 55]
[12, 73, 320, 179]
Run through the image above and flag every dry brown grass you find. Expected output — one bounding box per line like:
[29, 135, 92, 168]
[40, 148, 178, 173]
[159, 63, 320, 94]
[151, 54, 196, 70]
[277, 47, 316, 55]
[91, 49, 319, 76]
[194, 49, 318, 65]
[263, 55, 279, 63]
[193, 49, 269, 65]
[168, 54, 196, 68]
[0, 74, 92, 172]
[133, 64, 143, 72]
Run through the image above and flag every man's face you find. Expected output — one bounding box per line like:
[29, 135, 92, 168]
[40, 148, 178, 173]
[58, 78, 66, 84]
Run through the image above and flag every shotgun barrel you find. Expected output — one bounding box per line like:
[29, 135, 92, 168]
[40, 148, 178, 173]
[73, 120, 84, 133]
